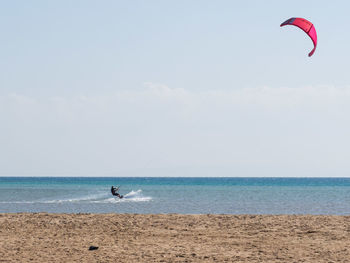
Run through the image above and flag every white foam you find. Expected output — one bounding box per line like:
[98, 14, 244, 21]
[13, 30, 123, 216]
[92, 190, 152, 203]
[0, 193, 107, 204]
[0, 189, 152, 204]
[40, 192, 107, 203]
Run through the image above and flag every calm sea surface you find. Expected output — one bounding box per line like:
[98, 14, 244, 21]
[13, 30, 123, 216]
[1, 177, 350, 215]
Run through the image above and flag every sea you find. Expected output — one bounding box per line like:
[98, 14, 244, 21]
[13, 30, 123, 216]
[1, 177, 350, 215]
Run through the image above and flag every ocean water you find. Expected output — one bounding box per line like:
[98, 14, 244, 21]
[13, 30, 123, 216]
[1, 177, 350, 215]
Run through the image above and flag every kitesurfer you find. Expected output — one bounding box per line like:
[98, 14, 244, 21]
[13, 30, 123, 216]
[111, 186, 123, 199]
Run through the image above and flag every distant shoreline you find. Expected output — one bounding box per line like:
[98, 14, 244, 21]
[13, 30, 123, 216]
[1, 213, 350, 262]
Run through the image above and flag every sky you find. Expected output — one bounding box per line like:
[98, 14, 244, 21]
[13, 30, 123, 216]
[1, 0, 350, 177]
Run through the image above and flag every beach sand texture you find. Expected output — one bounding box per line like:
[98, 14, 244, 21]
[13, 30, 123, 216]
[1, 213, 350, 262]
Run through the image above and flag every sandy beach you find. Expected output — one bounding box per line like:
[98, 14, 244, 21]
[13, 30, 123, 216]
[1, 213, 350, 262]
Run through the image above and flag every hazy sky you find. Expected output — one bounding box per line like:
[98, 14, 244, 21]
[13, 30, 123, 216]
[1, 1, 350, 176]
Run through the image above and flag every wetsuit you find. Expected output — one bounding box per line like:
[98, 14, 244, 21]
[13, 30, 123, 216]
[111, 186, 123, 198]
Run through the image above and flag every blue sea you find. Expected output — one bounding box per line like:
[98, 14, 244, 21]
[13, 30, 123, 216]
[1, 177, 350, 215]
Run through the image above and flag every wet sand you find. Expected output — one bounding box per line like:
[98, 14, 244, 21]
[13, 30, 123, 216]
[1, 213, 350, 262]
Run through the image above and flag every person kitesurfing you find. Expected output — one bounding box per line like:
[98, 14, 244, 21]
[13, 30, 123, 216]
[111, 185, 123, 199]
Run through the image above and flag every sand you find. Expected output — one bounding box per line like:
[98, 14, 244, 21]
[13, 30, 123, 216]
[1, 213, 350, 262]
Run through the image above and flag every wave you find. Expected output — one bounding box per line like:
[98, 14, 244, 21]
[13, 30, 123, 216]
[92, 190, 152, 203]
[0, 189, 152, 204]
[44, 192, 108, 203]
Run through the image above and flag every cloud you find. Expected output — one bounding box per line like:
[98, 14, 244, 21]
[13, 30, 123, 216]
[1, 85, 350, 176]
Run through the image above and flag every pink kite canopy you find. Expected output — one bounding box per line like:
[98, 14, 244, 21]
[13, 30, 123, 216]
[280, 17, 317, 57]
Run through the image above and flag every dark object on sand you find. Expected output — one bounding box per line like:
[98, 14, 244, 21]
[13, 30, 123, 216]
[89, 246, 99, 251]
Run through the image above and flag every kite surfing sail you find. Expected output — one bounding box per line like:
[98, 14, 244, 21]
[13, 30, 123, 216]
[280, 17, 317, 57]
